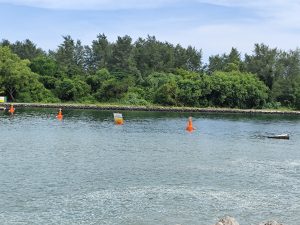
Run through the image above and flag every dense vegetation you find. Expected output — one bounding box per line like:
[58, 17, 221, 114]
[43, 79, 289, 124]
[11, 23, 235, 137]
[1, 35, 300, 109]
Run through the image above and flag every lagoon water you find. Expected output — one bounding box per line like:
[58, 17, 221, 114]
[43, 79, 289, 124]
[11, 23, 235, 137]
[0, 109, 300, 225]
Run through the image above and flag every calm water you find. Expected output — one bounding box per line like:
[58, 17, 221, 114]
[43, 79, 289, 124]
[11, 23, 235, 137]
[0, 109, 300, 225]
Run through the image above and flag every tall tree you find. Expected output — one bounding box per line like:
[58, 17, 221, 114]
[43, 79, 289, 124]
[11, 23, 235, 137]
[207, 54, 227, 75]
[185, 46, 202, 72]
[91, 33, 111, 71]
[10, 39, 45, 60]
[245, 43, 279, 89]
[109, 35, 138, 78]
[271, 49, 300, 106]
[206, 48, 242, 74]
[134, 36, 164, 75]
[54, 35, 84, 77]
[0, 39, 11, 47]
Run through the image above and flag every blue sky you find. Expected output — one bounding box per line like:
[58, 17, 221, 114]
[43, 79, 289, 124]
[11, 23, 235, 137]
[1, 0, 300, 60]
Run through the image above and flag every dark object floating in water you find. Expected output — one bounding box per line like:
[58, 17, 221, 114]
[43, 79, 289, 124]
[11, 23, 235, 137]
[267, 134, 289, 140]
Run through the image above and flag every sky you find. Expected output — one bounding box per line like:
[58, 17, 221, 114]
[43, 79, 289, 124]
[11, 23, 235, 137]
[1, 0, 300, 60]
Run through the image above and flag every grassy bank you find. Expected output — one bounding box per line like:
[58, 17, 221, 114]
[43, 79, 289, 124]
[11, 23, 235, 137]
[1, 102, 300, 115]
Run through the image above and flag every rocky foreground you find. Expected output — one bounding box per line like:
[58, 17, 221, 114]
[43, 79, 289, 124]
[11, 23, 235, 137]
[213, 216, 283, 225]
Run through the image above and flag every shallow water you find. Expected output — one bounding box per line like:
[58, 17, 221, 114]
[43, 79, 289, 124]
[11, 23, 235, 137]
[0, 109, 299, 225]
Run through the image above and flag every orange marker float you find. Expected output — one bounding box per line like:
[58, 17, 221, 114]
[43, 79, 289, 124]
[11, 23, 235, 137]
[113, 113, 124, 125]
[56, 108, 63, 120]
[115, 117, 124, 125]
[186, 117, 195, 132]
[8, 104, 15, 114]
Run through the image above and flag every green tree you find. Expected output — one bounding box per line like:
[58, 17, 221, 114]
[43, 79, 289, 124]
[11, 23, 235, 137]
[177, 79, 202, 106]
[54, 36, 85, 78]
[30, 55, 59, 90]
[55, 78, 91, 101]
[121, 87, 149, 105]
[55, 78, 75, 101]
[208, 71, 269, 108]
[86, 68, 112, 93]
[91, 34, 111, 71]
[135, 36, 198, 76]
[134, 36, 165, 75]
[30, 55, 58, 77]
[245, 43, 278, 89]
[95, 78, 125, 101]
[207, 48, 242, 74]
[295, 82, 300, 109]
[185, 46, 202, 72]
[271, 50, 300, 107]
[109, 35, 137, 77]
[145, 72, 179, 105]
[39, 76, 58, 90]
[0, 39, 11, 47]
[174, 44, 188, 69]
[175, 69, 204, 106]
[0, 46, 57, 102]
[9, 39, 45, 60]
[154, 79, 178, 106]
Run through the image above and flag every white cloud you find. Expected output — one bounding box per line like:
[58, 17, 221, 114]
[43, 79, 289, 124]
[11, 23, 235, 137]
[154, 20, 300, 61]
[2, 0, 300, 59]
[197, 0, 300, 28]
[2, 0, 300, 29]
[0, 0, 179, 10]
[192, 23, 299, 53]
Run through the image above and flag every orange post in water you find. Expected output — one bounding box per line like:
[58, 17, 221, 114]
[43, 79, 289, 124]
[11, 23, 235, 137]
[8, 104, 15, 114]
[56, 108, 63, 120]
[186, 117, 195, 132]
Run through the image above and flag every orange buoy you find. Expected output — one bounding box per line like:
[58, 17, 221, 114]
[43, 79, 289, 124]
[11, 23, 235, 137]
[113, 113, 124, 125]
[115, 117, 124, 125]
[56, 108, 63, 120]
[186, 117, 195, 132]
[8, 104, 15, 114]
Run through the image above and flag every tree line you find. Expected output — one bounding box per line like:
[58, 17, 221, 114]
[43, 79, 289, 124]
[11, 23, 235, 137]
[0, 34, 300, 109]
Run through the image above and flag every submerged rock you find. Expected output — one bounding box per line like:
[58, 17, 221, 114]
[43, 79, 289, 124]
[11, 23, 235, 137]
[258, 221, 283, 225]
[215, 216, 239, 225]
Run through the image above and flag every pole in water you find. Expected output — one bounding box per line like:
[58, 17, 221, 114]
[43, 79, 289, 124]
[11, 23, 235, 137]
[56, 108, 63, 120]
[8, 104, 15, 114]
[186, 116, 195, 132]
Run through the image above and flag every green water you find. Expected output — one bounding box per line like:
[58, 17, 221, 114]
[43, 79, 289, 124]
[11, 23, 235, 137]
[0, 109, 299, 225]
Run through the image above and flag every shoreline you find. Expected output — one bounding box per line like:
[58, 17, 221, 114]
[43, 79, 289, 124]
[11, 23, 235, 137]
[1, 102, 300, 115]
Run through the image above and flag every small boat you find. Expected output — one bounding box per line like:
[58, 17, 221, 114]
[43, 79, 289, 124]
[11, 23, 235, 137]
[0, 106, 6, 110]
[267, 134, 289, 140]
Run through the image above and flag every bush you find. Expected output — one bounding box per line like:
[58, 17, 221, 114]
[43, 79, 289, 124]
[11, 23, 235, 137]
[55, 78, 91, 101]
[263, 101, 282, 109]
[121, 91, 150, 106]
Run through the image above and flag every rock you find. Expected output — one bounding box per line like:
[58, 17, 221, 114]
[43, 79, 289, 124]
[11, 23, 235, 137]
[258, 221, 283, 225]
[214, 216, 239, 225]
